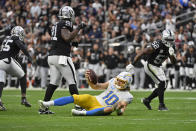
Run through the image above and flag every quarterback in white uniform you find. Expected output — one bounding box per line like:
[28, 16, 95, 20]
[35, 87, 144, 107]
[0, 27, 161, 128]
[39, 64, 134, 116]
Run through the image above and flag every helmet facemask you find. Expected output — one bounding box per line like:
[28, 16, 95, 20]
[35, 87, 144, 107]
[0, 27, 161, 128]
[115, 77, 128, 90]
[58, 6, 75, 23]
[11, 26, 25, 41]
[114, 72, 133, 90]
[162, 29, 175, 47]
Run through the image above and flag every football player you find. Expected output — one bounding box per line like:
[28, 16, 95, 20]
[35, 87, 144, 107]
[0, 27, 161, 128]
[0, 26, 32, 111]
[39, 6, 86, 114]
[38, 64, 134, 116]
[183, 45, 196, 90]
[132, 29, 176, 111]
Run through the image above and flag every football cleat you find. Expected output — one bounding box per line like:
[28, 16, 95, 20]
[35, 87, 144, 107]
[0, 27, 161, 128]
[158, 103, 168, 111]
[38, 107, 55, 114]
[38, 100, 46, 110]
[71, 109, 86, 116]
[0, 102, 6, 111]
[21, 98, 31, 107]
[38, 100, 54, 114]
[75, 105, 85, 111]
[141, 98, 152, 110]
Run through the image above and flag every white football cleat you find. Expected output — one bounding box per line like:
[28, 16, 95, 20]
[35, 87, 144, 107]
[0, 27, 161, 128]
[71, 109, 86, 116]
[38, 100, 47, 110]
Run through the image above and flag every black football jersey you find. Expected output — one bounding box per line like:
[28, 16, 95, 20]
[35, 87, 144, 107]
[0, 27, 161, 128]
[184, 52, 195, 68]
[0, 36, 21, 60]
[147, 40, 170, 67]
[49, 20, 73, 56]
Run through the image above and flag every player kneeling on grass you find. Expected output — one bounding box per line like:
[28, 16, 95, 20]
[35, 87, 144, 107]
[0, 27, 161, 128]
[39, 64, 134, 116]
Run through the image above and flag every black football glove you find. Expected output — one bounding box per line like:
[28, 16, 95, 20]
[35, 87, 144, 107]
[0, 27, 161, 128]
[72, 42, 79, 47]
[77, 22, 86, 30]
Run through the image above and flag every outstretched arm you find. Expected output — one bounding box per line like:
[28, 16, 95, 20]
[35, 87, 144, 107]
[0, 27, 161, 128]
[61, 23, 86, 42]
[114, 101, 128, 115]
[132, 46, 154, 65]
[15, 40, 32, 63]
[85, 70, 109, 90]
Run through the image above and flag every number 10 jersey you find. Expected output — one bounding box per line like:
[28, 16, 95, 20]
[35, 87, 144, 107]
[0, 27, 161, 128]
[95, 78, 133, 106]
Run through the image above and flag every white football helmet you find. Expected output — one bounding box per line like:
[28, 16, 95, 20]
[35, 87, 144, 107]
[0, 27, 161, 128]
[115, 72, 133, 90]
[11, 26, 25, 41]
[58, 6, 75, 22]
[162, 29, 175, 47]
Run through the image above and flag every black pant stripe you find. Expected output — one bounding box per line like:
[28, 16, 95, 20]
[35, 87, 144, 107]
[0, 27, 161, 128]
[147, 63, 161, 82]
[67, 60, 77, 84]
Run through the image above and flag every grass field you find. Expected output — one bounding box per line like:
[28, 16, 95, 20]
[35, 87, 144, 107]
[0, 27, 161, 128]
[0, 89, 196, 131]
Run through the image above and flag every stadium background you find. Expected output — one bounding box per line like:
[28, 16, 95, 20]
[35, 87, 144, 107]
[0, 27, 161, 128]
[0, 0, 195, 90]
[0, 1, 196, 131]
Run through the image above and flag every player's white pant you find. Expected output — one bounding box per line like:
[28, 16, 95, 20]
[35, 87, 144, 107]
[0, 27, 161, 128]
[0, 58, 25, 83]
[40, 66, 49, 88]
[48, 55, 77, 86]
[143, 62, 166, 85]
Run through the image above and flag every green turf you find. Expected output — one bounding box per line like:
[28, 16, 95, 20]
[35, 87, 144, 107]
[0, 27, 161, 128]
[0, 90, 196, 131]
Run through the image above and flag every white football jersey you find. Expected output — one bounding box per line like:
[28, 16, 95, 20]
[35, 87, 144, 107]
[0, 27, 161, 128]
[95, 78, 133, 106]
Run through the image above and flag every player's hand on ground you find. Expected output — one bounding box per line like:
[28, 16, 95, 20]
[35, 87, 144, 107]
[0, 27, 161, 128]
[116, 101, 127, 116]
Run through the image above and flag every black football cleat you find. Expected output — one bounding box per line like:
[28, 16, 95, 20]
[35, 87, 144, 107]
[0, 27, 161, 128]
[141, 98, 152, 110]
[38, 107, 55, 114]
[21, 98, 32, 107]
[0, 102, 6, 111]
[158, 103, 168, 111]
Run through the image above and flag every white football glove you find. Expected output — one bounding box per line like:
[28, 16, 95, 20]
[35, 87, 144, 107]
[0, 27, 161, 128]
[126, 63, 134, 74]
[169, 47, 174, 56]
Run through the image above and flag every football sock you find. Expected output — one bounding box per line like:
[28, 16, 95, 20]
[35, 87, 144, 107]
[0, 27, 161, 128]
[44, 84, 58, 101]
[158, 81, 166, 104]
[0, 82, 4, 98]
[54, 96, 74, 106]
[22, 97, 26, 100]
[147, 88, 159, 101]
[43, 101, 54, 107]
[20, 76, 27, 95]
[69, 84, 79, 95]
[86, 107, 106, 116]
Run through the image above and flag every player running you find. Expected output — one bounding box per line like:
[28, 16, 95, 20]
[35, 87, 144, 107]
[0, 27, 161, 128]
[132, 29, 176, 111]
[39, 64, 134, 116]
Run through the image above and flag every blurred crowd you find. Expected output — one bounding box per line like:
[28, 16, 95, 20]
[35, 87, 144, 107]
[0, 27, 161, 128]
[0, 0, 196, 90]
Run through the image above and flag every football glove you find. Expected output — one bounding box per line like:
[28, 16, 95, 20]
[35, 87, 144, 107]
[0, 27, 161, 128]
[77, 22, 86, 30]
[169, 47, 174, 56]
[72, 42, 78, 47]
